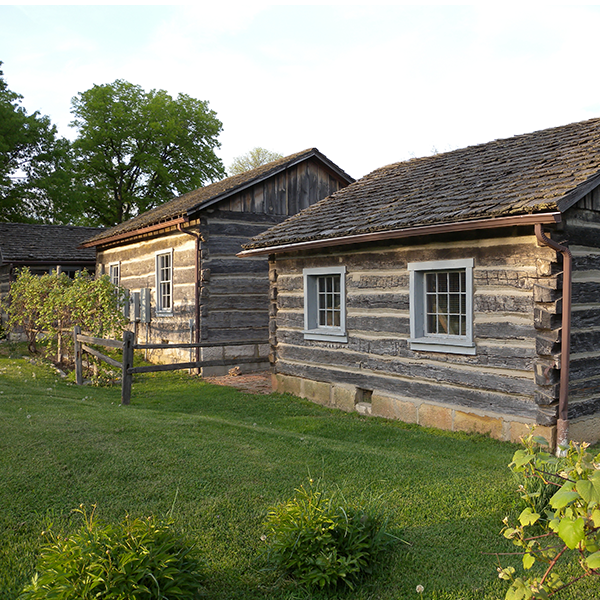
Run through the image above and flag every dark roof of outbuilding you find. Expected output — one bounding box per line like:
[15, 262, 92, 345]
[245, 117, 600, 250]
[83, 148, 353, 247]
[0, 223, 101, 264]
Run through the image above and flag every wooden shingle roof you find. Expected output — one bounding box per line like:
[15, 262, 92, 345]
[244, 117, 600, 250]
[83, 148, 353, 247]
[0, 223, 101, 265]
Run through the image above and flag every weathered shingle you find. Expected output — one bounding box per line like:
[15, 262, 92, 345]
[245, 117, 600, 249]
[0, 223, 101, 264]
[84, 148, 352, 246]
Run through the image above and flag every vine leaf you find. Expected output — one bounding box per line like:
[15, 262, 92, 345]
[557, 517, 585, 550]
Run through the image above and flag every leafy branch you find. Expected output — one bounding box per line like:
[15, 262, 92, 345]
[498, 432, 600, 599]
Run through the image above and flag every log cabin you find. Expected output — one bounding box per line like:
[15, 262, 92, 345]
[0, 223, 101, 331]
[240, 118, 600, 449]
[81, 149, 353, 374]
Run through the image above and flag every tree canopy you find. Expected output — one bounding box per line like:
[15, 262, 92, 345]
[0, 62, 73, 223]
[70, 79, 225, 227]
[228, 147, 283, 175]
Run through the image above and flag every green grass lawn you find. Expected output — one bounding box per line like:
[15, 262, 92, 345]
[0, 344, 598, 599]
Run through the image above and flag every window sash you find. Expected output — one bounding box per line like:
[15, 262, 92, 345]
[408, 258, 474, 354]
[303, 266, 347, 342]
[156, 252, 172, 313]
[109, 263, 120, 286]
[317, 275, 341, 328]
[424, 270, 467, 337]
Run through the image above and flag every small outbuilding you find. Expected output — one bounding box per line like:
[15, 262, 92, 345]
[0, 223, 101, 328]
[81, 149, 353, 374]
[240, 118, 600, 449]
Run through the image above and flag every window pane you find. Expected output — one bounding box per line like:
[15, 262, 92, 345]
[449, 315, 459, 335]
[449, 294, 460, 313]
[426, 273, 436, 292]
[427, 294, 437, 313]
[427, 313, 437, 333]
[437, 315, 448, 334]
[422, 268, 467, 338]
[438, 295, 448, 312]
[449, 272, 460, 292]
[316, 274, 341, 329]
[438, 273, 448, 292]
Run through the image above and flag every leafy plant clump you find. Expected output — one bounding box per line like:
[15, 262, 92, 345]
[264, 479, 393, 590]
[20, 506, 203, 600]
[498, 433, 600, 599]
[3, 268, 127, 367]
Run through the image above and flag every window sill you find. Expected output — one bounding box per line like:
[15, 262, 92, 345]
[409, 337, 476, 355]
[155, 311, 174, 318]
[303, 329, 348, 343]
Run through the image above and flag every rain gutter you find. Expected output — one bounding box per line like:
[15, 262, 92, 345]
[237, 212, 562, 257]
[534, 223, 572, 455]
[79, 217, 189, 248]
[177, 222, 201, 366]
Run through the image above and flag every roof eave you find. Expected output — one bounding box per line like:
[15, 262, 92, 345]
[556, 170, 600, 213]
[80, 216, 189, 248]
[237, 212, 562, 257]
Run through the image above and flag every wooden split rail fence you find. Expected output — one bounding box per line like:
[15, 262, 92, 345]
[73, 326, 266, 405]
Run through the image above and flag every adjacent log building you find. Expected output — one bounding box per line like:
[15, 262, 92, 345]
[81, 149, 353, 374]
[0, 223, 101, 330]
[240, 118, 600, 449]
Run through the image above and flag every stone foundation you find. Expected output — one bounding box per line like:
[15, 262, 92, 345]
[274, 373, 558, 448]
[568, 414, 600, 446]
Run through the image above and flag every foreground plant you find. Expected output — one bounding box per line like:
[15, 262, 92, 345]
[20, 505, 203, 600]
[264, 479, 394, 590]
[498, 433, 600, 599]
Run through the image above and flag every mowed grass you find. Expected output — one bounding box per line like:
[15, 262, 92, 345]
[0, 344, 598, 599]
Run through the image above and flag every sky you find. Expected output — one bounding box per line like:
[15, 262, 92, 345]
[3, 4, 600, 181]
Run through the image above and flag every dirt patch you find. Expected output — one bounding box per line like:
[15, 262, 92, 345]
[203, 370, 273, 395]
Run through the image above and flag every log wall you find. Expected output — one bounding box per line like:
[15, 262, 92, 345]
[270, 229, 560, 445]
[563, 190, 600, 441]
[94, 157, 351, 374]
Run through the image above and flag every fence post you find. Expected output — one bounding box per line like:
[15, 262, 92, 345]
[121, 330, 134, 405]
[73, 325, 83, 385]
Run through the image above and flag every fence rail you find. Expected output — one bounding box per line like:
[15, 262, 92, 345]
[73, 327, 267, 405]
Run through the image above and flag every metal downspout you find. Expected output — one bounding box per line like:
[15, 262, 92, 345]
[534, 223, 572, 454]
[177, 223, 201, 367]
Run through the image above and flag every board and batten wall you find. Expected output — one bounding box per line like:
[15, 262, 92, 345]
[270, 227, 566, 446]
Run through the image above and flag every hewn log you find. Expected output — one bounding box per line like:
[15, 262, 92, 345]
[278, 343, 534, 395]
[277, 360, 540, 420]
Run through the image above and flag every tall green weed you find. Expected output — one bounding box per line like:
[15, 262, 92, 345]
[20, 506, 203, 600]
[264, 479, 393, 590]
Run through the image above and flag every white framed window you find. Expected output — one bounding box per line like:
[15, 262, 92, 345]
[109, 262, 120, 286]
[303, 266, 347, 342]
[155, 250, 173, 315]
[408, 258, 475, 355]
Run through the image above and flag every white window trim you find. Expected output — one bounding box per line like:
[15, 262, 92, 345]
[408, 258, 475, 355]
[108, 262, 120, 286]
[155, 249, 174, 316]
[303, 266, 347, 343]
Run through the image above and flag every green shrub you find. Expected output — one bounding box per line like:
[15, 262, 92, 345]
[20, 506, 203, 600]
[264, 479, 393, 590]
[499, 434, 600, 599]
